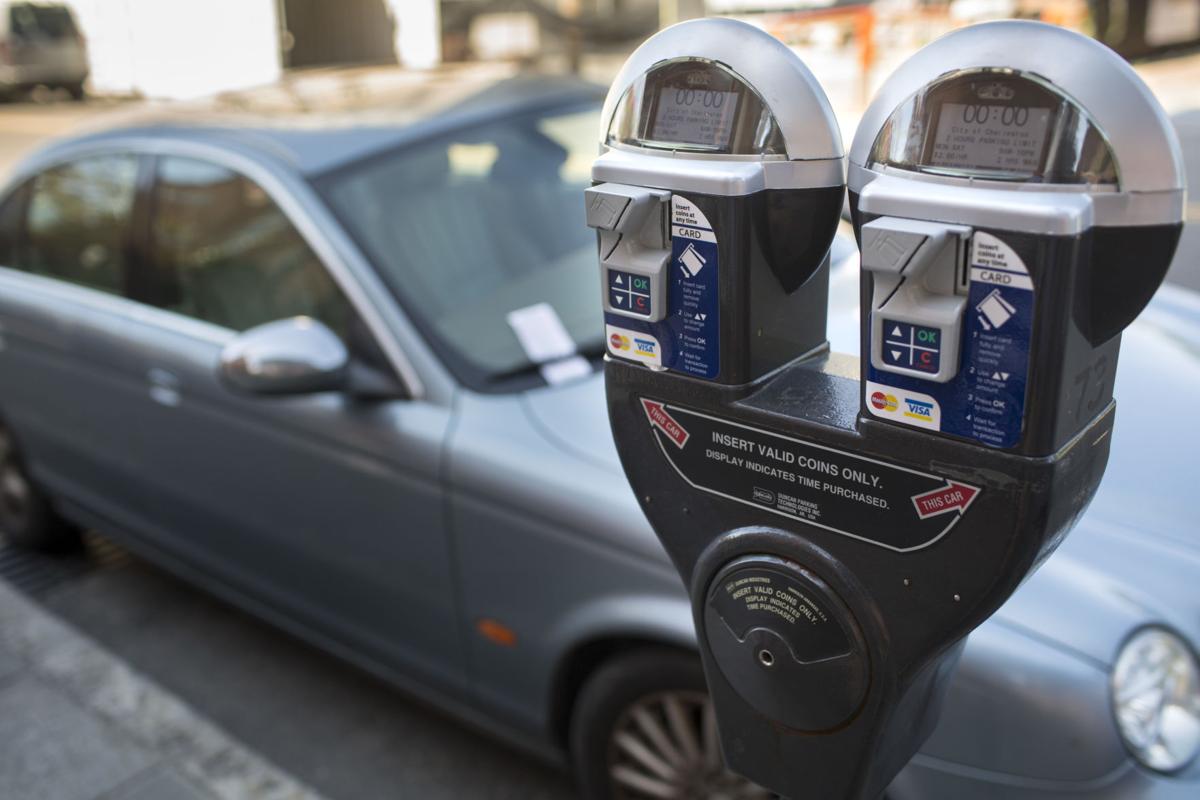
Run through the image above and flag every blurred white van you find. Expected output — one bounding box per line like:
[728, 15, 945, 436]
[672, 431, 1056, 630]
[0, 2, 88, 98]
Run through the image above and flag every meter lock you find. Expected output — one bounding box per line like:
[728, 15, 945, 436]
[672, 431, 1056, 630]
[585, 183, 671, 322]
[862, 217, 971, 383]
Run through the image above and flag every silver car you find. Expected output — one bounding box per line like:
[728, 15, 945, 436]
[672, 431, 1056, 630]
[0, 70, 1197, 799]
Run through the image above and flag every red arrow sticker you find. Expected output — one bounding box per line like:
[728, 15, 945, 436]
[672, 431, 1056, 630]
[642, 398, 690, 449]
[911, 482, 979, 520]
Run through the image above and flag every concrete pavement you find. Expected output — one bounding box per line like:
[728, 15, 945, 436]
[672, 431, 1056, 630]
[1, 535, 575, 800]
[0, 576, 325, 800]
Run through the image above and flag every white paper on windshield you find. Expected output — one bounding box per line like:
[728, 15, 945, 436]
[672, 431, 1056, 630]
[540, 356, 592, 385]
[507, 302, 592, 385]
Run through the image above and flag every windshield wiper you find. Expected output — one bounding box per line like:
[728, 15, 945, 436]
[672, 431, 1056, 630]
[486, 342, 606, 384]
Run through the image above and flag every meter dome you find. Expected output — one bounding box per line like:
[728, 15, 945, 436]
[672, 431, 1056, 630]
[850, 20, 1184, 195]
[600, 17, 843, 163]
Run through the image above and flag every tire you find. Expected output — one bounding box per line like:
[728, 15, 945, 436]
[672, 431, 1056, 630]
[0, 424, 79, 551]
[65, 83, 86, 102]
[569, 648, 772, 800]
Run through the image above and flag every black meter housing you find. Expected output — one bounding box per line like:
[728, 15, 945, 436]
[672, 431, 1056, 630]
[593, 19, 1184, 800]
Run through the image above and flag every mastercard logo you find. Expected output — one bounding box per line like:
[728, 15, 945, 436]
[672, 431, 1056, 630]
[870, 391, 898, 412]
[610, 333, 631, 351]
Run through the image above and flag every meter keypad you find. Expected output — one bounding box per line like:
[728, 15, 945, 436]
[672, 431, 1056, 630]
[881, 319, 941, 374]
[608, 269, 654, 318]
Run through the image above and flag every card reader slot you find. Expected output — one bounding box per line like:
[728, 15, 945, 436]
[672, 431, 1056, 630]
[876, 274, 907, 310]
[958, 244, 970, 294]
[600, 230, 621, 261]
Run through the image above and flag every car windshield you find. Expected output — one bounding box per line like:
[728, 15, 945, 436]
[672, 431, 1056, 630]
[320, 102, 604, 389]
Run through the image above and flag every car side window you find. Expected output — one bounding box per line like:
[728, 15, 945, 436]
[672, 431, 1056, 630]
[18, 154, 139, 296]
[148, 155, 353, 337]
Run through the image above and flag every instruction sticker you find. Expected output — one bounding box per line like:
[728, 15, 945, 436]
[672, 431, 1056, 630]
[602, 195, 721, 379]
[958, 232, 1034, 446]
[642, 399, 980, 552]
[710, 566, 851, 663]
[666, 196, 720, 378]
[866, 231, 1034, 448]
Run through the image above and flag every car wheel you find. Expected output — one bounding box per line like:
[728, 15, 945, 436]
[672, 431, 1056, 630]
[65, 83, 86, 102]
[570, 648, 772, 800]
[0, 425, 78, 550]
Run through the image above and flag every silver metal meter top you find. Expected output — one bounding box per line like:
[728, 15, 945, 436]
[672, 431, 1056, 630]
[593, 17, 845, 196]
[849, 20, 1186, 233]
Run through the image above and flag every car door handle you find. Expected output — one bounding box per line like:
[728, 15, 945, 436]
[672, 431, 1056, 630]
[147, 368, 182, 407]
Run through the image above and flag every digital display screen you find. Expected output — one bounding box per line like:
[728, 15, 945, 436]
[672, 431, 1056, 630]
[650, 87, 740, 149]
[930, 103, 1053, 174]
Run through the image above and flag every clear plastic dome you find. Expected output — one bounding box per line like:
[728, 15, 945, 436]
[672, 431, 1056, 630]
[606, 58, 786, 156]
[868, 69, 1118, 185]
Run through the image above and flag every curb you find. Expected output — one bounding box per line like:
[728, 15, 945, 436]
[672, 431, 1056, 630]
[0, 577, 329, 800]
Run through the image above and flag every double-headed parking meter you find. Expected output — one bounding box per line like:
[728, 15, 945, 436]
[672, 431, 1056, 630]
[589, 18, 1184, 800]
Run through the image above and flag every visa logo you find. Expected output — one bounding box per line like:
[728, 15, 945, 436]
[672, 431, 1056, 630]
[904, 399, 934, 421]
[634, 338, 656, 354]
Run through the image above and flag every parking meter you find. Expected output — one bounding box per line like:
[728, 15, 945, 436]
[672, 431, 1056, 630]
[849, 20, 1185, 454]
[590, 18, 1184, 800]
[586, 18, 844, 383]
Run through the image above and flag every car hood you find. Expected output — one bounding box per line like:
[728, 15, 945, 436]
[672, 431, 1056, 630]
[524, 264, 1200, 665]
[997, 284, 1200, 663]
[521, 369, 624, 473]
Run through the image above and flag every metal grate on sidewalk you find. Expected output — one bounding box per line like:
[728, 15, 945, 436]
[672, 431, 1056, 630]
[0, 531, 131, 597]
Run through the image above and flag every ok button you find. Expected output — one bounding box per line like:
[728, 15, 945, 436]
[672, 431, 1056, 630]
[915, 328, 939, 345]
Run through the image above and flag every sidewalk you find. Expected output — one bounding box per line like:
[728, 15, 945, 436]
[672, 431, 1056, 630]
[0, 578, 326, 800]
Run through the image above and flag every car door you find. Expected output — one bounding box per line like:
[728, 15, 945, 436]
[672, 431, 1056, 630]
[80, 151, 463, 690]
[0, 152, 163, 522]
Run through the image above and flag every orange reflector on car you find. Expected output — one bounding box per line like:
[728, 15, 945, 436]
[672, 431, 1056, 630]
[477, 618, 517, 647]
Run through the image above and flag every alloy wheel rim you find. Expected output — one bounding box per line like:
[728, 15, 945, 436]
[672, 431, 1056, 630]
[607, 690, 773, 800]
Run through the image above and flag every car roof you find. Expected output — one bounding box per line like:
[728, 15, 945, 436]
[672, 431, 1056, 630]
[47, 63, 606, 177]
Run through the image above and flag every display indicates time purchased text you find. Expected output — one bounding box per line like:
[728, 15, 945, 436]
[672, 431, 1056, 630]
[641, 399, 983, 552]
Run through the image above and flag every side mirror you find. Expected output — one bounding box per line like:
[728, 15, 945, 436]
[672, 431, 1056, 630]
[219, 318, 348, 396]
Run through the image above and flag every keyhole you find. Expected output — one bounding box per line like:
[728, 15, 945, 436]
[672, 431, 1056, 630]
[758, 649, 775, 667]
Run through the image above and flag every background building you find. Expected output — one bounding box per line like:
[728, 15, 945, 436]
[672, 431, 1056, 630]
[45, 0, 1200, 100]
